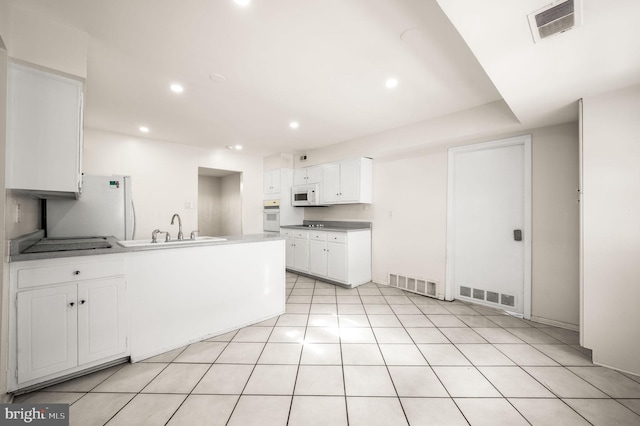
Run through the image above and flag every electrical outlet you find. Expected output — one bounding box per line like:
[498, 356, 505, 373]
[387, 210, 393, 218]
[15, 203, 20, 224]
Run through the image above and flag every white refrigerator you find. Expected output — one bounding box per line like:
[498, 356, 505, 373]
[47, 175, 136, 240]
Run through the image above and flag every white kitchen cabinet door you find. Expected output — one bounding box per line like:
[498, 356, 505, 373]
[294, 165, 323, 186]
[285, 237, 295, 268]
[263, 170, 282, 195]
[293, 238, 310, 272]
[309, 240, 328, 276]
[6, 62, 83, 197]
[337, 159, 361, 202]
[306, 165, 323, 183]
[321, 163, 341, 204]
[17, 285, 78, 383]
[320, 158, 372, 204]
[327, 242, 348, 282]
[78, 278, 127, 365]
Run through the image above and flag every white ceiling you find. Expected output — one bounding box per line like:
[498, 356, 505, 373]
[437, 0, 640, 127]
[6, 0, 640, 156]
[5, 0, 502, 155]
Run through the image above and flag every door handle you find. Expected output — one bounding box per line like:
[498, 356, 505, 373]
[513, 229, 522, 241]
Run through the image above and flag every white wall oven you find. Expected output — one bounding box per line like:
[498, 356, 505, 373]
[263, 199, 281, 232]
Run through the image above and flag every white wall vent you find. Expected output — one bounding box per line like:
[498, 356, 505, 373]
[528, 0, 581, 43]
[459, 285, 517, 309]
[388, 273, 439, 300]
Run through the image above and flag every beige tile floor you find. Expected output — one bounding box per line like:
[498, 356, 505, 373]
[14, 272, 640, 425]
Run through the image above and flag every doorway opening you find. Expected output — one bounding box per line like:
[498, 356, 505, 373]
[445, 135, 532, 318]
[198, 167, 243, 237]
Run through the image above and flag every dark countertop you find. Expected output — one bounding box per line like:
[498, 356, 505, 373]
[280, 220, 371, 233]
[9, 231, 285, 262]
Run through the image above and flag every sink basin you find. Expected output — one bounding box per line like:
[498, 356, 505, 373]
[117, 236, 227, 248]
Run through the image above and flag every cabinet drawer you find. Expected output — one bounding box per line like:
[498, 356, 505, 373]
[292, 230, 309, 239]
[309, 232, 326, 241]
[326, 232, 347, 243]
[17, 259, 126, 289]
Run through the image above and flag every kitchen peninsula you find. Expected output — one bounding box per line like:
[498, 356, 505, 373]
[7, 233, 285, 392]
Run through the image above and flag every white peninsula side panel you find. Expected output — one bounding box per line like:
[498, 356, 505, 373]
[126, 239, 285, 361]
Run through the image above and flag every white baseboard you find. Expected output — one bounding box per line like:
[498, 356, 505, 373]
[530, 315, 579, 331]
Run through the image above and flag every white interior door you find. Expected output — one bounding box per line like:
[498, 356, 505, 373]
[446, 135, 531, 317]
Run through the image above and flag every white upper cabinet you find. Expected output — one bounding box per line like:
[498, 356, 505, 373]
[293, 165, 323, 186]
[263, 169, 282, 195]
[321, 158, 372, 204]
[6, 62, 84, 198]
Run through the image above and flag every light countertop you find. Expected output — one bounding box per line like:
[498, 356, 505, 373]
[10, 231, 285, 262]
[280, 220, 372, 233]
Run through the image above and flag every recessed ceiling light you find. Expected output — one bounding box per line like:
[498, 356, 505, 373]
[226, 145, 243, 150]
[234, 0, 250, 7]
[235, 144, 243, 150]
[170, 83, 184, 93]
[289, 121, 300, 129]
[385, 78, 399, 89]
[139, 126, 149, 133]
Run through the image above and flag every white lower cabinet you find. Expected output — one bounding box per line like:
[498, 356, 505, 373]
[17, 284, 78, 383]
[284, 230, 309, 272]
[326, 240, 348, 282]
[284, 229, 371, 287]
[10, 257, 128, 391]
[309, 239, 328, 277]
[77, 278, 127, 365]
[309, 233, 348, 282]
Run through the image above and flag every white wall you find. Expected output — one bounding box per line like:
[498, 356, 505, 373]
[294, 100, 524, 167]
[3, 5, 87, 78]
[83, 129, 263, 239]
[197, 175, 222, 237]
[304, 119, 579, 328]
[264, 152, 294, 171]
[582, 84, 640, 375]
[220, 173, 242, 236]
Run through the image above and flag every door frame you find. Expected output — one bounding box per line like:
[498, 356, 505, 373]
[445, 135, 532, 319]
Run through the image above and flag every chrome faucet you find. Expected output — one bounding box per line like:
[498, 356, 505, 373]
[190, 230, 200, 240]
[171, 213, 184, 240]
[152, 229, 171, 243]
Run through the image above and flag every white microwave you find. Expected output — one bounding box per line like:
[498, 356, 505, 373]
[292, 184, 321, 206]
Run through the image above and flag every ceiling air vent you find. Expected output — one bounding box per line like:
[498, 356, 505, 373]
[528, 0, 582, 43]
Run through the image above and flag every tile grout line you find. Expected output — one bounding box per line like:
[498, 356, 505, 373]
[285, 276, 317, 426]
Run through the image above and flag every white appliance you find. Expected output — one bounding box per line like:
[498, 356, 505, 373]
[47, 175, 135, 240]
[263, 199, 281, 232]
[292, 184, 322, 206]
